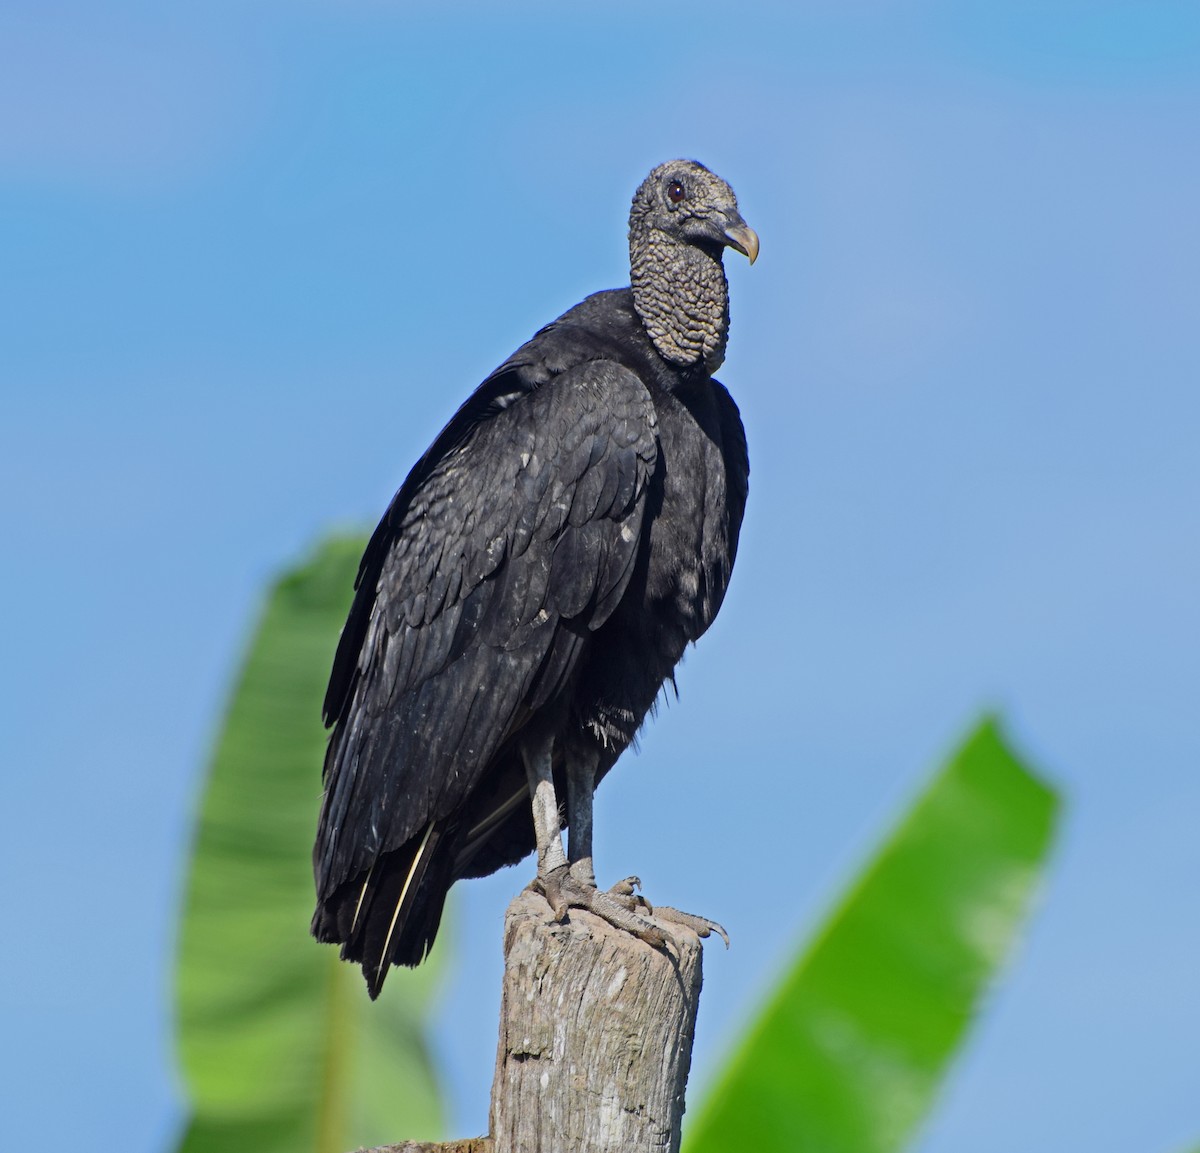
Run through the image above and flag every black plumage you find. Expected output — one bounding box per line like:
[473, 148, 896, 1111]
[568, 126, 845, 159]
[313, 160, 756, 997]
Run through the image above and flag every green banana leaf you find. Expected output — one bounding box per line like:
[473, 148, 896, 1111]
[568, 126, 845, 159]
[686, 719, 1059, 1153]
[175, 536, 446, 1153]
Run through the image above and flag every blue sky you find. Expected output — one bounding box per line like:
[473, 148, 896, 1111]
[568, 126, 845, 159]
[2, 3, 1198, 1150]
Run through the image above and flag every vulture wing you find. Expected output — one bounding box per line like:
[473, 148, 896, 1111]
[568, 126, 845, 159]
[313, 358, 657, 980]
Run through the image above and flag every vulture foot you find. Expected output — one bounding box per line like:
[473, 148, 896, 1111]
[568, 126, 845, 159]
[531, 864, 668, 948]
[596, 871, 730, 946]
[530, 865, 729, 949]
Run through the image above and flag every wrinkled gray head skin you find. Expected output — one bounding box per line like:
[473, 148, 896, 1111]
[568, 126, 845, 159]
[629, 160, 758, 373]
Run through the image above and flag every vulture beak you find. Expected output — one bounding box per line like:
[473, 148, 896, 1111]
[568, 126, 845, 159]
[724, 219, 760, 265]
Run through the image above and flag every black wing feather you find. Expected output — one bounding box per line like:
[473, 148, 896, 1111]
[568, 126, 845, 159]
[314, 359, 658, 906]
[322, 367, 534, 728]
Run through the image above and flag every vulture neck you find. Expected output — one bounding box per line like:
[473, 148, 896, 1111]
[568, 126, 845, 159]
[630, 235, 729, 375]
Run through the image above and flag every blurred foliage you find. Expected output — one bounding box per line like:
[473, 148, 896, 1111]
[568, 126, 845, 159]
[173, 535, 1066, 1153]
[686, 719, 1059, 1153]
[174, 536, 444, 1153]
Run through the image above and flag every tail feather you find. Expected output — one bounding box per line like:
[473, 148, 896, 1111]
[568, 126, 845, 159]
[312, 820, 453, 998]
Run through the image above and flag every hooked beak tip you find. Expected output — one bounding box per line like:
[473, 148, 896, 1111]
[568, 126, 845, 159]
[724, 221, 760, 265]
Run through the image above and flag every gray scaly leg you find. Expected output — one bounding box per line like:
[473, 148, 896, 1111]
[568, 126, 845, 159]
[523, 737, 729, 949]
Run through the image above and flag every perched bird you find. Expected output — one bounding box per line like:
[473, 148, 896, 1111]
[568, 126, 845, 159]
[313, 160, 756, 997]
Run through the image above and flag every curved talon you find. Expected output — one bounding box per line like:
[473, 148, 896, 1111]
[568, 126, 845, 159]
[654, 906, 731, 948]
[607, 876, 652, 913]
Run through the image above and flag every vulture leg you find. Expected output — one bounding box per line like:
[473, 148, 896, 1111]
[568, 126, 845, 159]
[522, 739, 730, 949]
[565, 748, 598, 887]
[568, 747, 731, 950]
[522, 738, 665, 945]
[522, 736, 568, 879]
[567, 751, 648, 911]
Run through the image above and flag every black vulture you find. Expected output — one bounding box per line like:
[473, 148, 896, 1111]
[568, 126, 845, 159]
[313, 160, 756, 997]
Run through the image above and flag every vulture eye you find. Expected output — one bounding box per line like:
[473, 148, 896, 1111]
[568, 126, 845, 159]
[666, 179, 686, 204]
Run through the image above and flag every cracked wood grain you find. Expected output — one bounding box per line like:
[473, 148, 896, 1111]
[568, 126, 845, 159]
[355, 889, 705, 1153]
[489, 889, 704, 1153]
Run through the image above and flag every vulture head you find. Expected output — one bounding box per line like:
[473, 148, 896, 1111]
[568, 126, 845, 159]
[630, 159, 759, 264]
[628, 159, 758, 372]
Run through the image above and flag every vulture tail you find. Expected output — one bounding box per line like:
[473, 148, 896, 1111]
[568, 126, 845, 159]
[312, 820, 453, 999]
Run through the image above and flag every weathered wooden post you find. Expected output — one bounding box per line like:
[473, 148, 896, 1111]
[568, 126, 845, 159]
[360, 890, 706, 1153]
